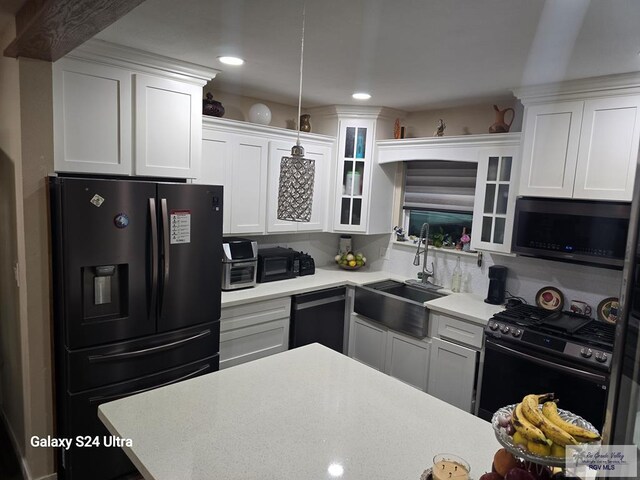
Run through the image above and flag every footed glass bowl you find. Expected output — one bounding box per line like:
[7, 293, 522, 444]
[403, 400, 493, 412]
[491, 403, 600, 468]
[338, 263, 364, 270]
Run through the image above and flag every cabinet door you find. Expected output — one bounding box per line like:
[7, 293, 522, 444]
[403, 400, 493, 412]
[471, 147, 518, 253]
[267, 140, 330, 233]
[519, 101, 583, 198]
[53, 58, 132, 175]
[348, 314, 387, 371]
[134, 74, 202, 178]
[334, 118, 375, 232]
[573, 96, 640, 201]
[266, 141, 302, 233]
[197, 129, 232, 234]
[384, 331, 430, 391]
[230, 135, 268, 234]
[428, 337, 478, 413]
[219, 297, 290, 370]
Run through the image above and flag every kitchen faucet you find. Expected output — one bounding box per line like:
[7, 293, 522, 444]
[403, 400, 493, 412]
[413, 222, 435, 285]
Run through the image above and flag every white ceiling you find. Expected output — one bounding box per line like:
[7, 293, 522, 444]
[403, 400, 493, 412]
[95, 0, 640, 111]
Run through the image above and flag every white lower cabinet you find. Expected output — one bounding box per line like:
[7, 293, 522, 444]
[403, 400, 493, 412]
[349, 314, 430, 391]
[219, 297, 290, 369]
[349, 314, 387, 372]
[428, 336, 478, 413]
[385, 331, 430, 391]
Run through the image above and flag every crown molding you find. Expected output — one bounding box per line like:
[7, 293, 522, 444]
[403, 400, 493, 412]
[514, 72, 640, 104]
[202, 116, 335, 145]
[66, 39, 220, 86]
[377, 132, 521, 164]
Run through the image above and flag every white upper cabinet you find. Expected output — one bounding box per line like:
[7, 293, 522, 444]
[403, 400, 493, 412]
[198, 117, 335, 236]
[133, 74, 202, 178]
[230, 135, 269, 234]
[516, 76, 640, 201]
[267, 140, 330, 233]
[53, 58, 132, 175]
[52, 40, 217, 179]
[573, 97, 640, 200]
[197, 128, 232, 234]
[471, 146, 520, 253]
[518, 101, 583, 198]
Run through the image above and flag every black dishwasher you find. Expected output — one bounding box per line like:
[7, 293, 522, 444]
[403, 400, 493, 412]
[290, 287, 346, 352]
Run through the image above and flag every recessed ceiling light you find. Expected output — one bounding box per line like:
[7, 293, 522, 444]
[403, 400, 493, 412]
[352, 92, 371, 100]
[218, 56, 244, 66]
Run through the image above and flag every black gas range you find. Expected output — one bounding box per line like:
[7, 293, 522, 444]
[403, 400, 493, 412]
[478, 304, 615, 430]
[486, 304, 615, 371]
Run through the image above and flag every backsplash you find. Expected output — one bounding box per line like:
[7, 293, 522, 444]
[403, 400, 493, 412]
[353, 234, 623, 310]
[245, 231, 622, 311]
[246, 232, 342, 267]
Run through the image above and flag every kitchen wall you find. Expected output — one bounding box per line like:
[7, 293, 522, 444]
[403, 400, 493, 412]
[202, 88, 303, 130]
[354, 233, 623, 311]
[0, 19, 25, 463]
[18, 57, 56, 479]
[403, 99, 524, 137]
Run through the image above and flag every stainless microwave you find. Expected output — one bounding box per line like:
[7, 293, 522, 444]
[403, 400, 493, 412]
[512, 197, 631, 269]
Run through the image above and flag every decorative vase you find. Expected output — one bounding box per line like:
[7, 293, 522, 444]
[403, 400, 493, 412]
[489, 104, 515, 133]
[299, 114, 311, 132]
[248, 103, 272, 125]
[202, 92, 225, 117]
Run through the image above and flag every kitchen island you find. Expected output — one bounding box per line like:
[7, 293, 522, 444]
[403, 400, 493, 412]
[98, 343, 501, 479]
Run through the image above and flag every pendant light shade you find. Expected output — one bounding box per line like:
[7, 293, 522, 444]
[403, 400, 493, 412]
[276, 3, 315, 223]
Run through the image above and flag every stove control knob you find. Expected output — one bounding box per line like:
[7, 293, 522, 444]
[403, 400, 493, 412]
[580, 348, 593, 358]
[500, 325, 510, 334]
[595, 351, 608, 363]
[511, 329, 522, 338]
[489, 322, 499, 331]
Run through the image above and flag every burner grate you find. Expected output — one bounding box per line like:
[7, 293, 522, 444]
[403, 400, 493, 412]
[576, 321, 616, 349]
[494, 304, 557, 325]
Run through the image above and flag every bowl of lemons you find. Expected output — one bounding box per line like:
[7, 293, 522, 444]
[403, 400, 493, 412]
[335, 251, 366, 270]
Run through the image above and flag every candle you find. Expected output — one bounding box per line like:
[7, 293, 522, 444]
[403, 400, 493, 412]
[432, 454, 470, 480]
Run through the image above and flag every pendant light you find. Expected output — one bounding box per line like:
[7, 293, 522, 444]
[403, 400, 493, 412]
[276, 2, 315, 222]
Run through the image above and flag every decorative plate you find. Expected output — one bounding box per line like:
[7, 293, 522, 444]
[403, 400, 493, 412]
[535, 286, 564, 311]
[597, 297, 619, 323]
[492, 404, 600, 468]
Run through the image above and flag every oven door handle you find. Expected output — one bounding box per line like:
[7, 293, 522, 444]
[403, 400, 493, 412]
[486, 340, 608, 384]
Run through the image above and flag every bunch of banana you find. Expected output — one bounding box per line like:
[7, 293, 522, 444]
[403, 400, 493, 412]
[509, 393, 601, 457]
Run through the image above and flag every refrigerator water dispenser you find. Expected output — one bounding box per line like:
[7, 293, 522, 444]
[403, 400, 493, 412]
[82, 264, 128, 320]
[94, 265, 115, 304]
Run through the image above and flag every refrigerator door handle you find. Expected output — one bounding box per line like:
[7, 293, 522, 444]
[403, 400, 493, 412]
[160, 198, 170, 315]
[89, 363, 211, 404]
[87, 329, 211, 362]
[149, 198, 159, 313]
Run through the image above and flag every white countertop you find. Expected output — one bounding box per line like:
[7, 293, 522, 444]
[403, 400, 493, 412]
[99, 344, 500, 480]
[221, 267, 405, 307]
[425, 293, 505, 326]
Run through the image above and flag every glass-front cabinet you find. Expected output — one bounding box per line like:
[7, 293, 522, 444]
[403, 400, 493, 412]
[471, 147, 519, 253]
[334, 118, 375, 232]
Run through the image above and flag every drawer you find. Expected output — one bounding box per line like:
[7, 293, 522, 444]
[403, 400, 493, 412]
[221, 296, 291, 332]
[220, 317, 289, 369]
[434, 313, 484, 349]
[67, 321, 219, 392]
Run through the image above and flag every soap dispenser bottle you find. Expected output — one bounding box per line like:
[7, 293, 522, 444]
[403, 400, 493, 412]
[451, 257, 462, 293]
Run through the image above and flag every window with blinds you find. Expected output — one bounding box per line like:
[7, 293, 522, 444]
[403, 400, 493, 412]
[403, 160, 478, 212]
[402, 160, 477, 239]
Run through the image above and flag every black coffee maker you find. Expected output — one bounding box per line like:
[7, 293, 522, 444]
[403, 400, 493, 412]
[485, 265, 508, 305]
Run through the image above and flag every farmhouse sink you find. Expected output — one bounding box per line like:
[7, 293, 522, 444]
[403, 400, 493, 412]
[353, 280, 445, 338]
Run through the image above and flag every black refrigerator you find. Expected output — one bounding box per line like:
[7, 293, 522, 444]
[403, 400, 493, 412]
[49, 176, 223, 480]
[604, 156, 640, 474]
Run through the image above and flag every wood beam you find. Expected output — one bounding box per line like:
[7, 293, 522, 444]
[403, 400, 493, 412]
[4, 0, 147, 62]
